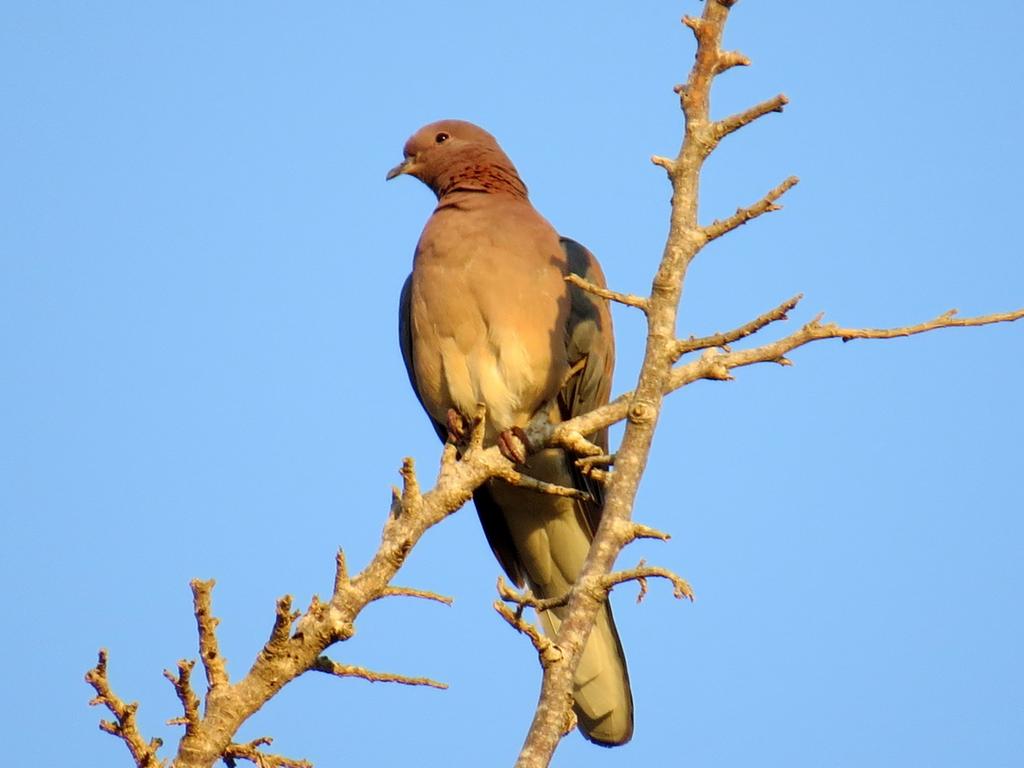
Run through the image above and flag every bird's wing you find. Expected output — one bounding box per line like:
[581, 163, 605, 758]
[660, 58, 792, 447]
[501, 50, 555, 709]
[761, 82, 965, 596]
[558, 236, 616, 535]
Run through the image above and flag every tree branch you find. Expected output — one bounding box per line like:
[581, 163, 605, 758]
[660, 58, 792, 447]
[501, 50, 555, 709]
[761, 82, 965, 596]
[564, 272, 649, 311]
[493, 601, 563, 668]
[527, 304, 1024, 461]
[713, 93, 789, 141]
[163, 659, 200, 732]
[191, 579, 229, 694]
[312, 657, 448, 689]
[604, 562, 695, 604]
[674, 293, 803, 359]
[223, 737, 311, 768]
[703, 176, 800, 242]
[86, 650, 165, 767]
[376, 586, 454, 605]
[667, 306, 1024, 391]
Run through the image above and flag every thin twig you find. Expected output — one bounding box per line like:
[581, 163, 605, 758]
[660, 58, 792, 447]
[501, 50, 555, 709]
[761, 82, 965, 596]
[669, 306, 1024, 391]
[565, 273, 649, 311]
[223, 737, 311, 768]
[312, 656, 448, 689]
[493, 601, 562, 667]
[377, 585, 454, 605]
[551, 429, 604, 458]
[496, 465, 593, 501]
[704, 176, 800, 242]
[603, 563, 695, 603]
[713, 93, 789, 141]
[675, 294, 803, 359]
[630, 523, 672, 542]
[497, 576, 566, 613]
[163, 659, 200, 732]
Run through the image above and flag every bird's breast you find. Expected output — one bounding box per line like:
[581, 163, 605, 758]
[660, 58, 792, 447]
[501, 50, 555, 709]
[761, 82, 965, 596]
[409, 210, 569, 439]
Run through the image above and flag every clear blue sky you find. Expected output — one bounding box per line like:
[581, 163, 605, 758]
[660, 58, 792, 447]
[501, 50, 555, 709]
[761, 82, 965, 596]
[3, 3, 1022, 766]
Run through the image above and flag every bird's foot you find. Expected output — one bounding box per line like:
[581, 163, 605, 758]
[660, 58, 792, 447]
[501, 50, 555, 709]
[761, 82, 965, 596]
[497, 426, 530, 465]
[446, 408, 469, 445]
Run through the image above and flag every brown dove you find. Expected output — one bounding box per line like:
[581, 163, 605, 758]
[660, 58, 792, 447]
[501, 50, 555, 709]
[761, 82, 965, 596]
[388, 120, 632, 746]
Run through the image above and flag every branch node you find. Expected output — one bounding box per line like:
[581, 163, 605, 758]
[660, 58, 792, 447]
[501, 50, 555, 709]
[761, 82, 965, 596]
[651, 154, 677, 173]
[714, 50, 751, 73]
[269, 594, 300, 647]
[682, 15, 704, 37]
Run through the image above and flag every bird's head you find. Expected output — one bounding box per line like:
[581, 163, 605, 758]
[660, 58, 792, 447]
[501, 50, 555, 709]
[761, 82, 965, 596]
[386, 120, 527, 199]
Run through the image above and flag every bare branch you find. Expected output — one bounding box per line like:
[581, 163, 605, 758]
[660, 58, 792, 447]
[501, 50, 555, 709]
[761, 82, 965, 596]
[550, 429, 603, 458]
[669, 306, 1024, 391]
[534, 303, 1024, 459]
[713, 93, 789, 141]
[574, 453, 614, 470]
[497, 576, 567, 613]
[650, 154, 676, 172]
[604, 562, 695, 604]
[496, 465, 593, 501]
[575, 453, 615, 484]
[377, 586, 454, 606]
[86, 650, 165, 768]
[714, 49, 751, 74]
[190, 579, 229, 693]
[399, 456, 421, 513]
[333, 548, 349, 595]
[223, 737, 311, 768]
[268, 596, 300, 648]
[312, 656, 448, 689]
[630, 523, 672, 543]
[564, 272, 649, 311]
[675, 294, 803, 359]
[163, 659, 200, 732]
[703, 176, 800, 242]
[493, 600, 563, 667]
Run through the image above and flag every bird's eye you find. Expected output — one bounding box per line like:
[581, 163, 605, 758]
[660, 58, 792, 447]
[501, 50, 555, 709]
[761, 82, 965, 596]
[435, 132, 450, 144]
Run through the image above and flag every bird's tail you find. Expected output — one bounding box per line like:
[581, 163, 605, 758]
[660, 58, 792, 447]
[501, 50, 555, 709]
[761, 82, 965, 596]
[536, 595, 634, 746]
[482, 447, 634, 745]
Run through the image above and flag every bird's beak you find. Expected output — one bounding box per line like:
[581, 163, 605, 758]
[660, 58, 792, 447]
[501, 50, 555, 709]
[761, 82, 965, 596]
[386, 158, 413, 181]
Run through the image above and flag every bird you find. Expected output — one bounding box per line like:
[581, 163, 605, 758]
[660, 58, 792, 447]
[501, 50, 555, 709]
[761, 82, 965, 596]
[388, 120, 632, 746]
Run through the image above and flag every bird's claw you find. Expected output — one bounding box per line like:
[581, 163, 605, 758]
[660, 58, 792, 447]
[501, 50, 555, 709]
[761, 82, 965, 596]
[498, 426, 530, 464]
[446, 408, 469, 445]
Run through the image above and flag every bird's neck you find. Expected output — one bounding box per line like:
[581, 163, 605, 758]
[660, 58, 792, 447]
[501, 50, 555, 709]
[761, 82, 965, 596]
[432, 149, 529, 201]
